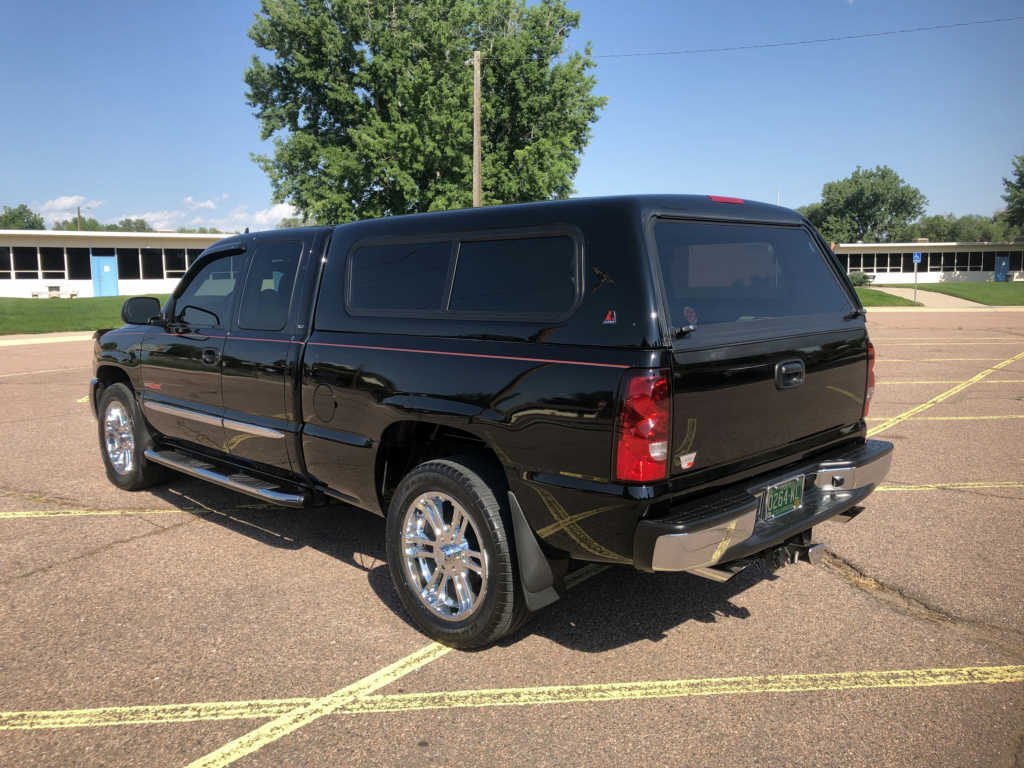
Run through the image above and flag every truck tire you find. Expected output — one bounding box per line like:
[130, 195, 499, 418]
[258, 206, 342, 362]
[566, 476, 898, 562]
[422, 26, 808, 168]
[97, 383, 169, 491]
[385, 457, 527, 649]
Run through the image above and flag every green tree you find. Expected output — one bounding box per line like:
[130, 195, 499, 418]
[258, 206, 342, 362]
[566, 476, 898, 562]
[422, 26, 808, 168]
[52, 216, 105, 231]
[277, 217, 309, 228]
[799, 166, 927, 243]
[0, 204, 45, 229]
[1001, 154, 1024, 232]
[114, 218, 154, 232]
[176, 226, 226, 234]
[902, 213, 1009, 243]
[245, 0, 605, 223]
[53, 216, 154, 232]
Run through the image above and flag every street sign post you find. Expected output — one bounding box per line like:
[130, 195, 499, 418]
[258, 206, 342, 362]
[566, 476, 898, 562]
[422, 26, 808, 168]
[913, 252, 921, 303]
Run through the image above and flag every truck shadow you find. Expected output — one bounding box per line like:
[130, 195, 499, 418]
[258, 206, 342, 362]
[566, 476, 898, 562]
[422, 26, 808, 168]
[500, 564, 773, 652]
[150, 483, 774, 652]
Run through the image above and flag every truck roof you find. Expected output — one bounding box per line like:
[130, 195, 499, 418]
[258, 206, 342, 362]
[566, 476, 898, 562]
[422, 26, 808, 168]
[329, 194, 806, 234]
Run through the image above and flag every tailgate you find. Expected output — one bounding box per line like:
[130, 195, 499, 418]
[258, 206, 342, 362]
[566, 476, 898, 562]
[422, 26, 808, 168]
[669, 331, 867, 474]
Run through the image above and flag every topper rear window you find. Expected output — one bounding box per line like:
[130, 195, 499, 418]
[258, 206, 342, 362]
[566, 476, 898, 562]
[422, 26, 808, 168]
[653, 219, 853, 328]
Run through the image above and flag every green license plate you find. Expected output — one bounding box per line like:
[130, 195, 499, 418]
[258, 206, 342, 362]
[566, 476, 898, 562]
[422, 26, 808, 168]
[763, 475, 804, 520]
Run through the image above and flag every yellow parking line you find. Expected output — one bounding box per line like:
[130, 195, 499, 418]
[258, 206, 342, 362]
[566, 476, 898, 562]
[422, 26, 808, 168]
[0, 366, 91, 379]
[879, 341, 1024, 345]
[6, 665, 1017, 731]
[882, 380, 1024, 385]
[347, 665, 1024, 714]
[9, 664, 1024, 730]
[0, 698, 313, 730]
[873, 337, 1020, 341]
[866, 415, 1024, 422]
[876, 481, 1024, 492]
[879, 358, 1008, 362]
[185, 642, 452, 768]
[868, 351, 1024, 438]
[0, 508, 182, 520]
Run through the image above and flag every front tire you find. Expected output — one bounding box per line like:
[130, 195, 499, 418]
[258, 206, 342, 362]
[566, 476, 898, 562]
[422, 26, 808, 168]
[97, 383, 168, 491]
[385, 457, 525, 649]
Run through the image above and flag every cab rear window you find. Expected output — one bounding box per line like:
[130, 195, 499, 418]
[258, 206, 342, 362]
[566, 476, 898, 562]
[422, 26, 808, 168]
[653, 219, 853, 328]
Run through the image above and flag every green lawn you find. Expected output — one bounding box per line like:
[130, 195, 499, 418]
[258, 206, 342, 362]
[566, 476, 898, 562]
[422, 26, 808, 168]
[886, 282, 1024, 306]
[0, 295, 169, 335]
[855, 287, 921, 307]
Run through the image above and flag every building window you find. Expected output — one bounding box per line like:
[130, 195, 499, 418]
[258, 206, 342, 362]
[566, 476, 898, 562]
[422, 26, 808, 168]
[0, 246, 10, 279]
[848, 254, 861, 271]
[117, 248, 141, 279]
[968, 252, 982, 271]
[1010, 252, 1023, 272]
[941, 253, 955, 272]
[186, 249, 204, 268]
[13, 247, 38, 279]
[164, 249, 186, 277]
[141, 248, 163, 279]
[955, 252, 969, 271]
[68, 248, 91, 280]
[41, 247, 65, 279]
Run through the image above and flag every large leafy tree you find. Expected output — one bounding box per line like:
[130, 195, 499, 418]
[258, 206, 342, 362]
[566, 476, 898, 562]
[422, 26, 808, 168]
[245, 0, 605, 223]
[1001, 154, 1024, 232]
[0, 204, 45, 229]
[799, 166, 927, 243]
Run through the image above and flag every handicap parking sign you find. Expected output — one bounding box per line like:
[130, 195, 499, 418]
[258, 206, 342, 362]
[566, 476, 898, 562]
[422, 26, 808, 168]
[913, 252, 921, 264]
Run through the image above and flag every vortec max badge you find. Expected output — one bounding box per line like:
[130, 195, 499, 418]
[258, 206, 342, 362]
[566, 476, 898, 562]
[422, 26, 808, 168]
[603, 309, 617, 325]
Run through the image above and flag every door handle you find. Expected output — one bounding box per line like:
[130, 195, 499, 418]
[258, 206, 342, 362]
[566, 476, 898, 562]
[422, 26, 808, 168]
[202, 348, 220, 366]
[775, 360, 805, 389]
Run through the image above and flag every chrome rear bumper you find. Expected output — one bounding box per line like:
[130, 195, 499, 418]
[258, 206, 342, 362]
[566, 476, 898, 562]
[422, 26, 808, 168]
[635, 439, 893, 574]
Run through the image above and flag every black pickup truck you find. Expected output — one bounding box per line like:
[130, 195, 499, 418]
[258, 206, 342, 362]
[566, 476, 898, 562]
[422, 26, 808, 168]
[92, 194, 892, 648]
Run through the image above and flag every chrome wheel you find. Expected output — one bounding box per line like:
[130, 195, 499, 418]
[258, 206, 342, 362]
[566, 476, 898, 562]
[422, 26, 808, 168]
[401, 492, 488, 621]
[103, 401, 135, 475]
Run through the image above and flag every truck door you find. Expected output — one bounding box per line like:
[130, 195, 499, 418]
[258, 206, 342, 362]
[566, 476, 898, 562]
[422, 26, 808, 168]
[140, 248, 248, 452]
[220, 232, 317, 473]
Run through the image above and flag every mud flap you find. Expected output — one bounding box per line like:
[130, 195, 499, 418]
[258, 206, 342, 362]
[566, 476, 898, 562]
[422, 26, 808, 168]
[508, 491, 562, 611]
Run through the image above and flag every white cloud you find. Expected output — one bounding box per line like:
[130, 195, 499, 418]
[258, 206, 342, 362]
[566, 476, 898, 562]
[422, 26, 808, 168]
[40, 195, 103, 226]
[207, 202, 296, 232]
[184, 195, 217, 210]
[126, 210, 184, 231]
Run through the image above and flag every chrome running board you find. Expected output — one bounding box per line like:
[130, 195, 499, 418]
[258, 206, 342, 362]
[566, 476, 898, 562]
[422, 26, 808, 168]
[144, 448, 309, 508]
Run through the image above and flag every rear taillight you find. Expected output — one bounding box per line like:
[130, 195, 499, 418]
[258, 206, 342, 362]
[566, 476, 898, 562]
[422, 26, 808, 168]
[615, 369, 671, 483]
[864, 340, 876, 417]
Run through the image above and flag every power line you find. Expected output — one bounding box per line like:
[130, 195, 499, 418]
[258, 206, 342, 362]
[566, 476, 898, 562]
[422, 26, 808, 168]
[591, 15, 1024, 59]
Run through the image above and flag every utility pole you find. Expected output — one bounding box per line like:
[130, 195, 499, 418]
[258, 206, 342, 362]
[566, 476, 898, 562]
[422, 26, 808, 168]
[77, 206, 82, 231]
[472, 49, 482, 208]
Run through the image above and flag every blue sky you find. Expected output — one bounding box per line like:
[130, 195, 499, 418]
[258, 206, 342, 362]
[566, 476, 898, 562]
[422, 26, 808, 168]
[1, 0, 1021, 231]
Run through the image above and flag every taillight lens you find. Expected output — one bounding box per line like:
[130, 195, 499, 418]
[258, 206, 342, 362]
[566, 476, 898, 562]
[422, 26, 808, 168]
[864, 340, 876, 417]
[615, 369, 671, 483]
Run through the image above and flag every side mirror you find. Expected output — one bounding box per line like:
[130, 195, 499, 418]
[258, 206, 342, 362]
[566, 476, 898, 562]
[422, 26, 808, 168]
[121, 296, 162, 325]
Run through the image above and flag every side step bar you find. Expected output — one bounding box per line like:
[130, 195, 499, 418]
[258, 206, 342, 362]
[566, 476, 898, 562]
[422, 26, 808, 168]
[144, 448, 309, 508]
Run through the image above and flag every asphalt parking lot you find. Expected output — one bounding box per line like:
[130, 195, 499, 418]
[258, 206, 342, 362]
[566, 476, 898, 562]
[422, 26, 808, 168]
[1, 309, 1022, 767]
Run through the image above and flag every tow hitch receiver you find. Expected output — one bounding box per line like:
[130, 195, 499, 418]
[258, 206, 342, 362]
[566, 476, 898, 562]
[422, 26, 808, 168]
[778, 529, 825, 566]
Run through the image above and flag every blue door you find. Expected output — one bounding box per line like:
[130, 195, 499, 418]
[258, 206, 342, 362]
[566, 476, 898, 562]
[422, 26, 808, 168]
[91, 254, 118, 296]
[994, 255, 1009, 282]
